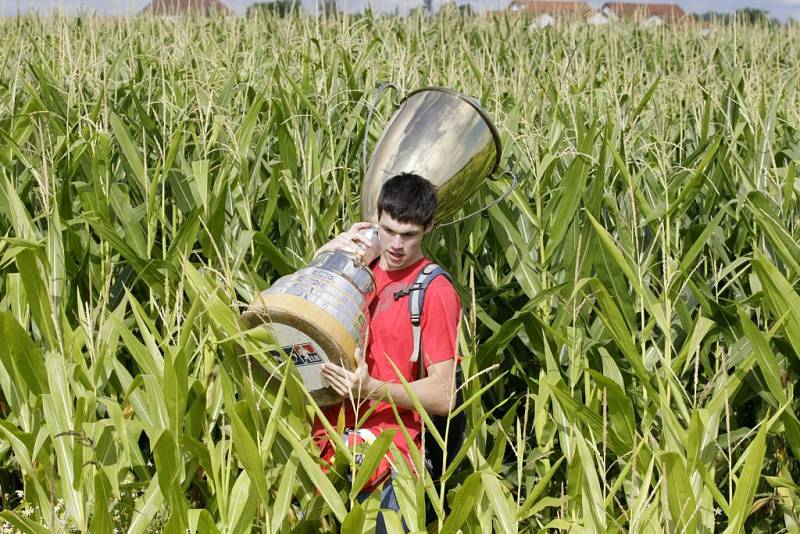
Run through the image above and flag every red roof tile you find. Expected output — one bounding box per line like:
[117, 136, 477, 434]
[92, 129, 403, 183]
[509, 1, 593, 16]
[602, 3, 686, 21]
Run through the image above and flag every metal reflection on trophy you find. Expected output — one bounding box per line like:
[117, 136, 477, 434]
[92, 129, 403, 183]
[241, 87, 502, 406]
[361, 87, 502, 225]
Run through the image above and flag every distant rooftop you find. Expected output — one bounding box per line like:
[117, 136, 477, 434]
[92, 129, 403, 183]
[602, 2, 686, 21]
[509, 1, 593, 16]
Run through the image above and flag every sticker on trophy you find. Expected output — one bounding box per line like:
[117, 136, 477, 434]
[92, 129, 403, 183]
[266, 323, 331, 393]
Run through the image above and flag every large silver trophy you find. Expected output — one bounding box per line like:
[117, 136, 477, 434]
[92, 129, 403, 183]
[241, 87, 503, 406]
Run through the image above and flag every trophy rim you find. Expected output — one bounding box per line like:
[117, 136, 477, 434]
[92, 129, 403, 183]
[402, 86, 503, 178]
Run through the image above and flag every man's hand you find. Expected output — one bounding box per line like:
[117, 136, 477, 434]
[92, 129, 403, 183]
[322, 350, 458, 416]
[316, 222, 380, 264]
[320, 348, 379, 402]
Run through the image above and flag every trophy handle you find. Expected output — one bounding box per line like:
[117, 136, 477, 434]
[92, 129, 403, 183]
[362, 82, 403, 172]
[437, 169, 519, 227]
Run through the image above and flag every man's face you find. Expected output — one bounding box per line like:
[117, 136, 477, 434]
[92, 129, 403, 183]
[377, 213, 429, 271]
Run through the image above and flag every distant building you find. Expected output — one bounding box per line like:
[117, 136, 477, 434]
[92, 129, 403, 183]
[587, 12, 610, 25]
[601, 3, 686, 23]
[247, 1, 300, 16]
[509, 1, 593, 19]
[141, 0, 232, 16]
[530, 13, 556, 27]
[642, 14, 663, 27]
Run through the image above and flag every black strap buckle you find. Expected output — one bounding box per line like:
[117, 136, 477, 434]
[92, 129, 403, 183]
[394, 282, 425, 300]
[393, 288, 410, 300]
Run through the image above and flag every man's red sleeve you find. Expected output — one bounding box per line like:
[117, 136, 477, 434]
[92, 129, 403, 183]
[420, 277, 461, 369]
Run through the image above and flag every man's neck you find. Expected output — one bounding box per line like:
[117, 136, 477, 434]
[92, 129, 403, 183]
[379, 252, 424, 271]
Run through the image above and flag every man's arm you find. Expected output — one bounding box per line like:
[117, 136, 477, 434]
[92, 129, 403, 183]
[320, 275, 461, 417]
[370, 358, 457, 416]
[320, 357, 457, 417]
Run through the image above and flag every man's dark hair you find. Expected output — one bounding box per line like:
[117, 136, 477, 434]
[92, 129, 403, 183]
[377, 173, 437, 228]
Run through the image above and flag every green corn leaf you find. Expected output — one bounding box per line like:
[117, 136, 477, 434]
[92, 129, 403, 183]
[43, 352, 85, 530]
[440, 472, 483, 534]
[544, 128, 594, 261]
[153, 430, 189, 532]
[108, 111, 147, 195]
[163, 346, 188, 438]
[739, 312, 800, 459]
[481, 471, 518, 534]
[270, 451, 299, 533]
[127, 477, 165, 534]
[587, 370, 635, 450]
[753, 252, 800, 364]
[487, 203, 539, 299]
[15, 248, 58, 348]
[0, 168, 36, 240]
[660, 452, 698, 533]
[673, 316, 715, 376]
[227, 471, 259, 534]
[575, 433, 606, 534]
[0, 312, 48, 395]
[748, 192, 800, 277]
[588, 279, 657, 398]
[0, 420, 36, 479]
[0, 511, 50, 534]
[723, 420, 769, 534]
[677, 206, 728, 278]
[253, 231, 294, 276]
[442, 404, 500, 481]
[90, 471, 113, 534]
[277, 421, 347, 523]
[517, 456, 564, 520]
[630, 75, 660, 124]
[188, 509, 221, 534]
[350, 429, 396, 498]
[341, 501, 366, 533]
[219, 368, 271, 514]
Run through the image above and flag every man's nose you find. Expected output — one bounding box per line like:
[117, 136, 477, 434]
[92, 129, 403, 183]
[390, 234, 404, 248]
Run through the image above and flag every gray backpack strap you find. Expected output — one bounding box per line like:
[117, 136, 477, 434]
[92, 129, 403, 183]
[394, 263, 452, 366]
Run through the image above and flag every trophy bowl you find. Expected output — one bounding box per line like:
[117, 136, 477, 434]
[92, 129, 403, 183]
[361, 87, 502, 225]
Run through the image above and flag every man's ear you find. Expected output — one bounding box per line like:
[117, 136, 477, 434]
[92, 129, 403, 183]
[424, 222, 434, 235]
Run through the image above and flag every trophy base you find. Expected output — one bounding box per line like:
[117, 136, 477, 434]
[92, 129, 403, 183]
[241, 293, 358, 406]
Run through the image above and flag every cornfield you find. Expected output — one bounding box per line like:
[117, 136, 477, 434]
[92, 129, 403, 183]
[0, 8, 799, 533]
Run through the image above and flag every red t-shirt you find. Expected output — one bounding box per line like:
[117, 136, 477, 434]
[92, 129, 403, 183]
[314, 257, 461, 478]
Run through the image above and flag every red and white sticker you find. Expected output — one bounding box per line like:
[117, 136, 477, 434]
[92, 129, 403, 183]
[267, 323, 330, 392]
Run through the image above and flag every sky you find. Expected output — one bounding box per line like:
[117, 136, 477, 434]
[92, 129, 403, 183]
[1, 0, 799, 20]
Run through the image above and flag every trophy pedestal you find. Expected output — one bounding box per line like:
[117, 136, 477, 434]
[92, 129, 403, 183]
[242, 293, 358, 406]
[241, 250, 374, 406]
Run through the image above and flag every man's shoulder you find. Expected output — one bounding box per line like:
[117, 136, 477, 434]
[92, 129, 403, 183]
[426, 275, 459, 299]
[420, 264, 460, 304]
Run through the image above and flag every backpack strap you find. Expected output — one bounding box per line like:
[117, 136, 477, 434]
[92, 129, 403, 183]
[393, 262, 452, 366]
[392, 262, 464, 485]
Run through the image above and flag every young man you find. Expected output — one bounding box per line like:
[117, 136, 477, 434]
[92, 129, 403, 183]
[313, 173, 461, 530]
